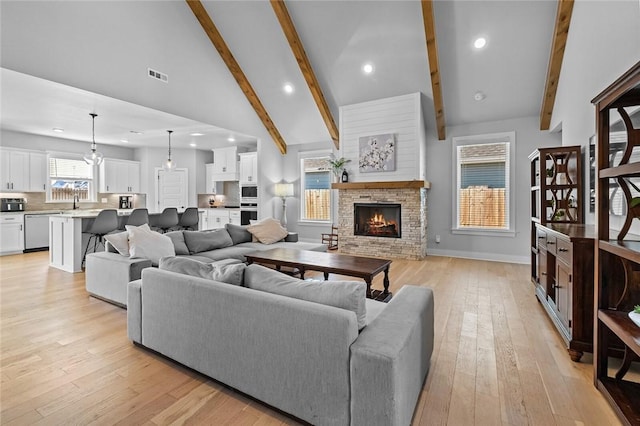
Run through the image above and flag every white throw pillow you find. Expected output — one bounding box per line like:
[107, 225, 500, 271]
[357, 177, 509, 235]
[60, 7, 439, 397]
[104, 231, 130, 256]
[247, 218, 288, 244]
[127, 225, 175, 266]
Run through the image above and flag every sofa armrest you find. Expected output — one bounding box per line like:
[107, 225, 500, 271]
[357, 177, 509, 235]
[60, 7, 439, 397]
[350, 285, 434, 426]
[284, 232, 298, 242]
[127, 280, 142, 343]
[85, 251, 153, 307]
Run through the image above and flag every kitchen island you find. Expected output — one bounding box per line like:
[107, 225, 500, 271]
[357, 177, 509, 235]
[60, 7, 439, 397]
[49, 209, 205, 273]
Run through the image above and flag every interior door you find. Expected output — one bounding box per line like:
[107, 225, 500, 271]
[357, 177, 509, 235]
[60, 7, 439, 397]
[156, 168, 188, 212]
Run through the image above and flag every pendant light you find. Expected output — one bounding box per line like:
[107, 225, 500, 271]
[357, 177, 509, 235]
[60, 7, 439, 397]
[163, 130, 176, 171]
[83, 113, 104, 166]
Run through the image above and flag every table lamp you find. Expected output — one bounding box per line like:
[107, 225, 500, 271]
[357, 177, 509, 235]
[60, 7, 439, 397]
[275, 183, 294, 227]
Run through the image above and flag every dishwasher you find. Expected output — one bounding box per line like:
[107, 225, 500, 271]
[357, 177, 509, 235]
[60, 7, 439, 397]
[24, 214, 52, 252]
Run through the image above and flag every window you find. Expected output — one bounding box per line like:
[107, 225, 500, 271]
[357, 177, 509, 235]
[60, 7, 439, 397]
[453, 132, 515, 234]
[299, 151, 332, 222]
[48, 156, 95, 202]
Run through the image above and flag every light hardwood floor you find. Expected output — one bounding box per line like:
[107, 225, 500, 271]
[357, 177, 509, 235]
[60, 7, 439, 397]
[0, 251, 626, 425]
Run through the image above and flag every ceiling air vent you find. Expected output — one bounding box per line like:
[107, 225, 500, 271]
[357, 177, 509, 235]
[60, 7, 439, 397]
[148, 68, 168, 83]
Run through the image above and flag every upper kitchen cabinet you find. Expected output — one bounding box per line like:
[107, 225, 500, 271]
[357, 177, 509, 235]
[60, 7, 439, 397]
[239, 152, 258, 185]
[209, 147, 239, 181]
[99, 159, 141, 193]
[29, 152, 47, 192]
[0, 148, 30, 191]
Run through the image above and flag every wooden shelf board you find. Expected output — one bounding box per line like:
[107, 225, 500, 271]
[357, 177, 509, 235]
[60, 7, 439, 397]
[331, 180, 431, 190]
[600, 163, 640, 178]
[598, 310, 640, 356]
[597, 377, 640, 425]
[599, 240, 640, 264]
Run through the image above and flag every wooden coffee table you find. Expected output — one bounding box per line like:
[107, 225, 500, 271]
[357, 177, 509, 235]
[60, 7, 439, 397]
[245, 248, 392, 301]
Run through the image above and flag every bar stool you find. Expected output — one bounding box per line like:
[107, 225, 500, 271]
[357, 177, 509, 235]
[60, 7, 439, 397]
[126, 208, 149, 227]
[154, 207, 179, 233]
[82, 209, 119, 268]
[178, 207, 199, 231]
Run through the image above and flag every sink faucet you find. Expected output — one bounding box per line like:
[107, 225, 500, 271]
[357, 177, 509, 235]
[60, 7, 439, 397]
[73, 194, 79, 210]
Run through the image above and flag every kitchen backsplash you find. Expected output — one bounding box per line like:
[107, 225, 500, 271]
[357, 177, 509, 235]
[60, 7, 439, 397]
[0, 192, 146, 211]
[198, 181, 240, 208]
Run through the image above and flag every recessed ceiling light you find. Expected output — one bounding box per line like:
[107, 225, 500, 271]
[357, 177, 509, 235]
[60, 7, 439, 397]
[362, 63, 374, 74]
[474, 91, 487, 101]
[227, 136, 236, 142]
[120, 139, 129, 143]
[190, 132, 204, 136]
[52, 128, 64, 133]
[189, 143, 197, 147]
[474, 37, 487, 49]
[283, 83, 294, 94]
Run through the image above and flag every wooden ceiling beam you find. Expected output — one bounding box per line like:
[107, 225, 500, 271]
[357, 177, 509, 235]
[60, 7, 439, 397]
[270, 0, 339, 149]
[421, 0, 446, 141]
[540, 0, 574, 131]
[186, 0, 288, 154]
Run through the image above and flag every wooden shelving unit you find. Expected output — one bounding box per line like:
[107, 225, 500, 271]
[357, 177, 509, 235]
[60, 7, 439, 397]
[593, 60, 640, 426]
[529, 146, 594, 361]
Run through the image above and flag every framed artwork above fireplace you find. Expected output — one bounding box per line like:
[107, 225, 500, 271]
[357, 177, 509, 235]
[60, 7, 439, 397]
[358, 133, 396, 172]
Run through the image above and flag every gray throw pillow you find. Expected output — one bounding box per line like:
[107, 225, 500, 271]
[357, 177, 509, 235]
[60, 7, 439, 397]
[164, 231, 189, 255]
[225, 223, 252, 245]
[244, 264, 367, 330]
[159, 256, 246, 286]
[183, 229, 233, 254]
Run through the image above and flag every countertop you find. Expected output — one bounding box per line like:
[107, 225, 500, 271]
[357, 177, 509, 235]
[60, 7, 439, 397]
[1, 208, 207, 219]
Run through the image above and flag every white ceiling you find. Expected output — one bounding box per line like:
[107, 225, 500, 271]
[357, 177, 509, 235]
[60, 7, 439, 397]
[0, 1, 558, 151]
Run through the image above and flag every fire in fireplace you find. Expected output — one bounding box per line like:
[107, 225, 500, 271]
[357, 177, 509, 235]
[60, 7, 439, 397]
[354, 203, 401, 238]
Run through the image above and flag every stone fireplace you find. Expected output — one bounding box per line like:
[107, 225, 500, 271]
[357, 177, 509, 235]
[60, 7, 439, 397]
[335, 181, 428, 260]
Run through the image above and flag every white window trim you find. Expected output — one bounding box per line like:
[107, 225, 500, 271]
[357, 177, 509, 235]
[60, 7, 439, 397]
[46, 151, 97, 203]
[298, 149, 333, 224]
[451, 131, 516, 237]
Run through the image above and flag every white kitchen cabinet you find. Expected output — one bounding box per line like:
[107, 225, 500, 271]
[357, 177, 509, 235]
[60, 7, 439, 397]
[0, 214, 25, 254]
[210, 147, 239, 181]
[0, 149, 30, 191]
[99, 159, 141, 193]
[49, 215, 84, 273]
[206, 209, 231, 229]
[204, 164, 224, 194]
[239, 152, 258, 185]
[29, 152, 47, 192]
[229, 210, 241, 226]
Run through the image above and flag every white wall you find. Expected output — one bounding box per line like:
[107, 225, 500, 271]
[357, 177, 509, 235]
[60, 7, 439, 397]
[551, 0, 640, 226]
[338, 93, 427, 182]
[426, 116, 561, 263]
[256, 138, 285, 222]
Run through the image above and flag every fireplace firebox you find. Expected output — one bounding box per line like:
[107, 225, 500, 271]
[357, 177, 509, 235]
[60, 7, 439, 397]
[354, 203, 401, 238]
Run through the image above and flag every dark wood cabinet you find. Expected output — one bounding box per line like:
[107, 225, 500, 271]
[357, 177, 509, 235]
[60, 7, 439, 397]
[593, 61, 640, 426]
[530, 146, 594, 362]
[534, 223, 595, 362]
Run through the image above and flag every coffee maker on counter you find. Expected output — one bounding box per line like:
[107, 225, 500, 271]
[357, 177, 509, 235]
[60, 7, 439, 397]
[119, 195, 132, 209]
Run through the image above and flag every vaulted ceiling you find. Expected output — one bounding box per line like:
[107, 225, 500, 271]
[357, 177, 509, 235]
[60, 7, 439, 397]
[0, 1, 562, 153]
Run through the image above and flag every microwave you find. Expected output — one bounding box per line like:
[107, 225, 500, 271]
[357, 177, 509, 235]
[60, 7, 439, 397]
[240, 185, 258, 200]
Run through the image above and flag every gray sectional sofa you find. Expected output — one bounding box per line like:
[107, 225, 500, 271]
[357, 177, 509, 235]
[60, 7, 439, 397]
[85, 223, 327, 307]
[127, 263, 434, 426]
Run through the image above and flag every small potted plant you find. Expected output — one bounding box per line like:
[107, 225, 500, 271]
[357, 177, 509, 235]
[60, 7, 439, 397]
[630, 305, 640, 328]
[328, 154, 351, 182]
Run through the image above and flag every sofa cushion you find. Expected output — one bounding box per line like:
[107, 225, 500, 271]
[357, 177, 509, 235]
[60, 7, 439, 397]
[225, 223, 253, 245]
[247, 218, 288, 245]
[127, 225, 175, 266]
[183, 229, 233, 254]
[244, 264, 367, 329]
[165, 231, 189, 255]
[159, 256, 246, 286]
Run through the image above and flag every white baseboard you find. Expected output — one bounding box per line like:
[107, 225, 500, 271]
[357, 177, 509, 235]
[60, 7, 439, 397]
[427, 248, 529, 264]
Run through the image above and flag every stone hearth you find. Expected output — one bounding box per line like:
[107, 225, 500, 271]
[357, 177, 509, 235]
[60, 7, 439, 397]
[334, 181, 428, 260]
